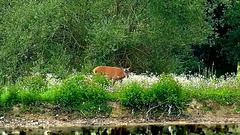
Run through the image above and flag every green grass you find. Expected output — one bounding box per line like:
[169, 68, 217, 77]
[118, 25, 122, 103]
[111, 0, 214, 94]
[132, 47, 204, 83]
[186, 87, 240, 105]
[1, 73, 240, 117]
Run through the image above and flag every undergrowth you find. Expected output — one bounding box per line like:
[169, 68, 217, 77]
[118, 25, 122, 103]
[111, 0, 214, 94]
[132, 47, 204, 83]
[1, 73, 240, 117]
[119, 75, 185, 116]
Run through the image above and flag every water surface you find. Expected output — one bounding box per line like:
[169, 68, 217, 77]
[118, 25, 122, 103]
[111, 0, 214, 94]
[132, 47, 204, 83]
[1, 123, 239, 134]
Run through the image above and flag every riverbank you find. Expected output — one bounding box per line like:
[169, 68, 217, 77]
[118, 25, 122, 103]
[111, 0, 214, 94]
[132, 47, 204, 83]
[1, 113, 240, 129]
[1, 100, 240, 129]
[1, 73, 240, 129]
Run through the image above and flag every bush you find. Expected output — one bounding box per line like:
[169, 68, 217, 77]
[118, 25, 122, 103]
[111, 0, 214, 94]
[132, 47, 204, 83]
[120, 82, 147, 110]
[13, 74, 47, 105]
[0, 86, 18, 106]
[16, 74, 47, 92]
[53, 75, 87, 107]
[0, 86, 3, 96]
[0, 75, 47, 106]
[120, 75, 185, 114]
[91, 74, 111, 86]
[149, 75, 183, 105]
[0, 0, 210, 83]
[147, 75, 185, 114]
[0, 0, 84, 83]
[42, 74, 111, 115]
[17, 89, 40, 105]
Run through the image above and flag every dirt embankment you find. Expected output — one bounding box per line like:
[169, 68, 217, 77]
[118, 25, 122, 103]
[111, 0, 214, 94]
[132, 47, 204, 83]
[0, 99, 240, 128]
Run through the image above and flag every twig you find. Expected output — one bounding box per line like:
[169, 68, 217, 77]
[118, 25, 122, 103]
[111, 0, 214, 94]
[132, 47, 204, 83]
[80, 110, 87, 119]
[70, 31, 86, 49]
[168, 104, 172, 116]
[175, 104, 182, 117]
[145, 102, 167, 119]
[131, 108, 135, 115]
[146, 104, 160, 119]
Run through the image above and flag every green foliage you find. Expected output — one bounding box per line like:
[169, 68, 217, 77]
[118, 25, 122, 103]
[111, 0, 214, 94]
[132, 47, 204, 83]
[0, 86, 18, 106]
[14, 74, 47, 105]
[190, 87, 240, 105]
[149, 75, 183, 105]
[16, 74, 47, 92]
[17, 89, 40, 105]
[0, 0, 211, 83]
[223, 0, 240, 63]
[192, 0, 239, 76]
[91, 74, 111, 86]
[0, 0, 84, 83]
[51, 75, 86, 107]
[0, 75, 47, 105]
[121, 83, 147, 110]
[145, 0, 211, 73]
[120, 75, 185, 113]
[176, 50, 204, 74]
[42, 74, 111, 115]
[1, 72, 240, 116]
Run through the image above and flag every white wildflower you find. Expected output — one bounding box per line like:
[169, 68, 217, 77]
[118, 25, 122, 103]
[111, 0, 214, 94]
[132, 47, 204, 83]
[115, 72, 160, 88]
[45, 73, 61, 88]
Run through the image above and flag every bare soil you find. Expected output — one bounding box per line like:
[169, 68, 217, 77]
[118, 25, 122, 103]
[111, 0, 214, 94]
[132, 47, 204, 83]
[0, 100, 240, 129]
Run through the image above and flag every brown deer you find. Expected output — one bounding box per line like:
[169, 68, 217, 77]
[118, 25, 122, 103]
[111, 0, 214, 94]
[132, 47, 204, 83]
[93, 66, 130, 84]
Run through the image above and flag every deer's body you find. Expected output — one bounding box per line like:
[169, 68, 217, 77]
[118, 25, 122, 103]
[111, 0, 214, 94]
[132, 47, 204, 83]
[93, 66, 128, 80]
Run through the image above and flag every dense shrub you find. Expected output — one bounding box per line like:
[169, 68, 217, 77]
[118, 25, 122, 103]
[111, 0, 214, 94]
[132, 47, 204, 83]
[0, 86, 18, 106]
[14, 75, 47, 105]
[41, 74, 111, 115]
[120, 75, 185, 114]
[52, 74, 86, 107]
[149, 75, 183, 105]
[120, 83, 147, 110]
[17, 89, 41, 105]
[0, 0, 85, 83]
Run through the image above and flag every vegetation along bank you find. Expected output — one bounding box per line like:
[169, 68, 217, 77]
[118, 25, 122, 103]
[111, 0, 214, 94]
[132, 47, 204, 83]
[1, 73, 240, 127]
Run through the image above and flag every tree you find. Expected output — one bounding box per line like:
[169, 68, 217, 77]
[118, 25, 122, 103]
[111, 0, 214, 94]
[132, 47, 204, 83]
[192, 0, 239, 77]
[0, 0, 211, 83]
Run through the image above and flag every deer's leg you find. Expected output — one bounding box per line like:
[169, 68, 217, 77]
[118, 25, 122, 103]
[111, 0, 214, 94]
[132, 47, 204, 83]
[111, 79, 116, 86]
